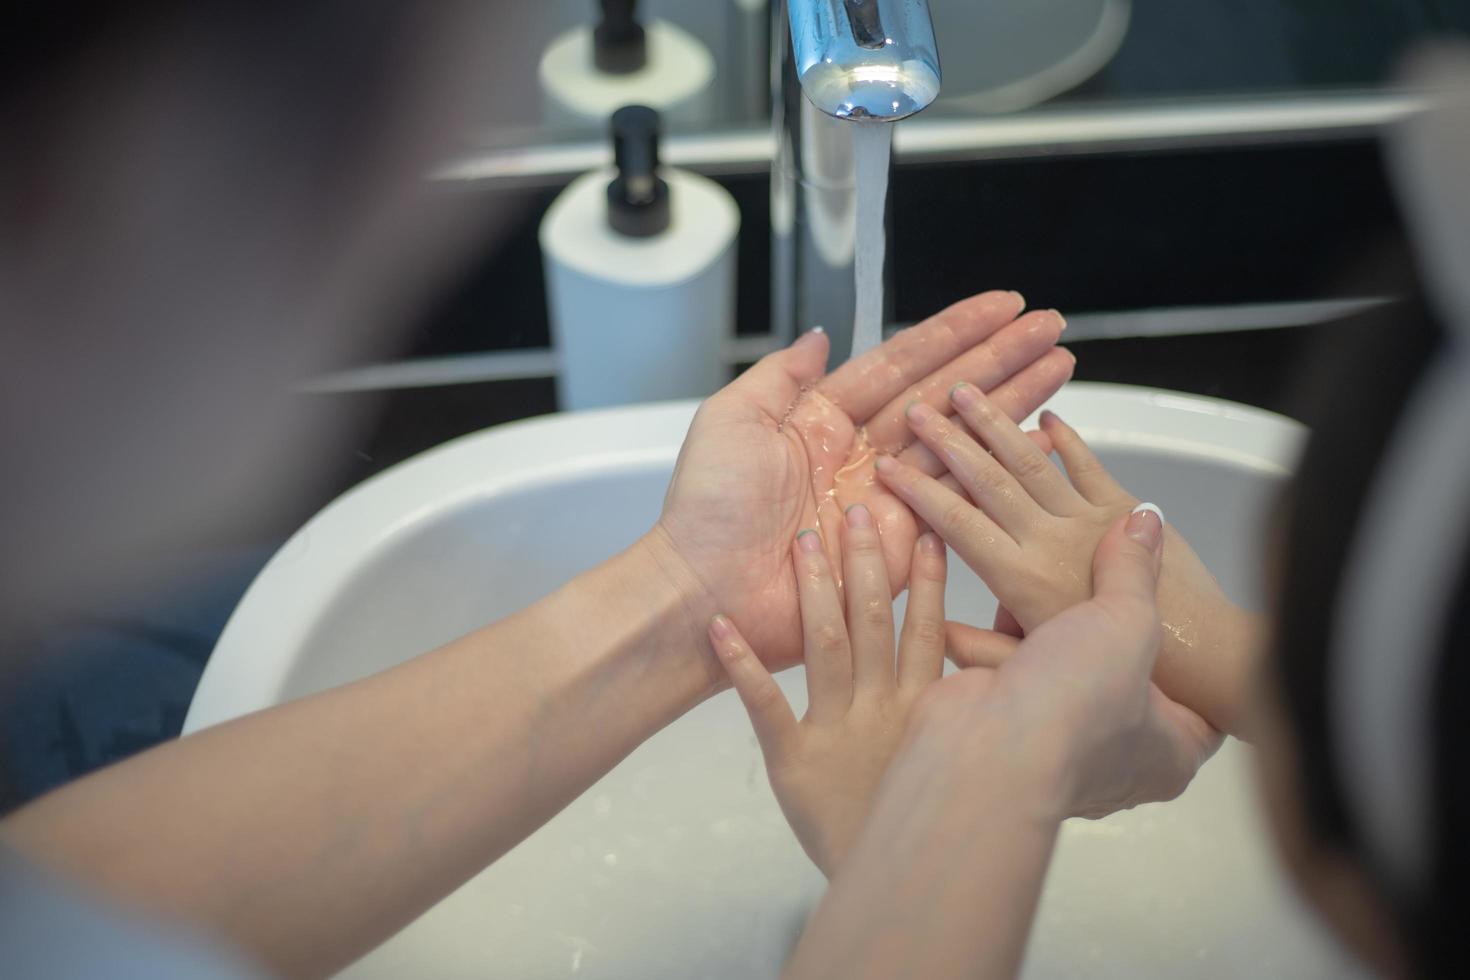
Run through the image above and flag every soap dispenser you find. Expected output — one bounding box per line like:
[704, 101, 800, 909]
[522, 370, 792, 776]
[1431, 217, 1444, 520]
[539, 1, 716, 130]
[540, 105, 739, 411]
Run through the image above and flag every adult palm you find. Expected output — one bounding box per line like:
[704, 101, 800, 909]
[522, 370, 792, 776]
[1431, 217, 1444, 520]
[656, 291, 1073, 669]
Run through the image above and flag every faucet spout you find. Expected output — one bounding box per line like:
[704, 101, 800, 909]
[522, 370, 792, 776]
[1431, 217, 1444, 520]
[787, 0, 941, 121]
[770, 0, 941, 364]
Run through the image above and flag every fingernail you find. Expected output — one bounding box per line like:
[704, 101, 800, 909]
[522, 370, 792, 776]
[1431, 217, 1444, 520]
[844, 503, 873, 529]
[1049, 309, 1067, 332]
[1008, 290, 1025, 309]
[793, 326, 827, 351]
[919, 532, 944, 556]
[709, 614, 734, 642]
[949, 382, 978, 409]
[1039, 409, 1060, 427]
[906, 401, 937, 424]
[1126, 502, 1165, 550]
[874, 455, 898, 475]
[1132, 501, 1165, 526]
[796, 528, 823, 553]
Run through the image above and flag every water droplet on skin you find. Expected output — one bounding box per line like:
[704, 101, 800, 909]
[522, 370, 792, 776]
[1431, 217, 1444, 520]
[1161, 618, 1199, 651]
[833, 426, 879, 502]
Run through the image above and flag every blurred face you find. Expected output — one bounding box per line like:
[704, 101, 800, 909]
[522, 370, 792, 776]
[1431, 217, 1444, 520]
[1251, 686, 1404, 975]
[1247, 524, 1404, 976]
[0, 4, 527, 651]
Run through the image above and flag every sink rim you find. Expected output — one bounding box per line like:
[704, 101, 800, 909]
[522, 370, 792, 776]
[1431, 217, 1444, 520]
[184, 382, 1304, 734]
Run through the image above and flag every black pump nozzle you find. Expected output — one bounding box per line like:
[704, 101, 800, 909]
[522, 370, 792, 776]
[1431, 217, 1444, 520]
[594, 0, 647, 75]
[607, 105, 670, 238]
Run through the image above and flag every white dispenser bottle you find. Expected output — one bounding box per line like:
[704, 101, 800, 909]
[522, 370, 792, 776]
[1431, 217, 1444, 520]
[541, 105, 739, 411]
[539, 0, 716, 130]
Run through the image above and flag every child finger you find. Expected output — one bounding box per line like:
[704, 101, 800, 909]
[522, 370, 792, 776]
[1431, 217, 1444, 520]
[895, 423, 1053, 476]
[842, 505, 898, 698]
[710, 614, 799, 761]
[948, 382, 1084, 515]
[874, 455, 1022, 577]
[794, 529, 855, 721]
[903, 401, 1040, 533]
[993, 605, 1024, 639]
[898, 533, 948, 689]
[944, 621, 1022, 669]
[1039, 410, 1130, 505]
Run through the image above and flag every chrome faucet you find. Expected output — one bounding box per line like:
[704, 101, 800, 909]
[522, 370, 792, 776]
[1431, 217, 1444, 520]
[771, 0, 940, 364]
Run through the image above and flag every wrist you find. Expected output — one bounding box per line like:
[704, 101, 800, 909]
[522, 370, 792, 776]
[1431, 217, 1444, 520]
[804, 699, 1063, 980]
[905, 687, 1071, 829]
[1209, 604, 1266, 739]
[627, 526, 726, 700]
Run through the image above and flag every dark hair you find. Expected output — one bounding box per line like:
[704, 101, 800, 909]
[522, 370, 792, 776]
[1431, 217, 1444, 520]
[1272, 274, 1465, 975]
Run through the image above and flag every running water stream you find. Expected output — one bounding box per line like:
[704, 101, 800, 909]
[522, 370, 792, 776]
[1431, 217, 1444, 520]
[849, 121, 892, 361]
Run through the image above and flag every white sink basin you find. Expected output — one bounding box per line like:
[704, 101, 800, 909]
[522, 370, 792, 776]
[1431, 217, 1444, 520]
[185, 382, 1361, 978]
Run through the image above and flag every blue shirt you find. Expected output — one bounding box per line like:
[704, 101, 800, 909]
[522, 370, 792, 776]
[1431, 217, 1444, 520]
[0, 847, 265, 980]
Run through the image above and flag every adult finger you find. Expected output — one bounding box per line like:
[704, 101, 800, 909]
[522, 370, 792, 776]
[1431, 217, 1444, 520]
[842, 504, 897, 698]
[982, 347, 1075, 430]
[1089, 504, 1166, 674]
[898, 533, 948, 689]
[710, 614, 799, 761]
[794, 529, 855, 720]
[862, 309, 1066, 450]
[721, 327, 830, 420]
[819, 290, 1026, 423]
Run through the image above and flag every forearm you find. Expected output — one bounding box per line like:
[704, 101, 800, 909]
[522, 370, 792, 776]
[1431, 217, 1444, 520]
[787, 719, 1062, 980]
[0, 530, 720, 979]
[1154, 566, 1267, 740]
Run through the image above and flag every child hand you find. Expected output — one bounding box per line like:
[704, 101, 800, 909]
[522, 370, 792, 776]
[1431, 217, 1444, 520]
[874, 383, 1260, 737]
[707, 504, 949, 877]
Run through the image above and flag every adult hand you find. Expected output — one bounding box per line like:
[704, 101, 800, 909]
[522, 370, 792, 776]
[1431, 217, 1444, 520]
[876, 385, 1259, 736]
[911, 507, 1221, 819]
[783, 510, 1218, 980]
[652, 291, 1071, 671]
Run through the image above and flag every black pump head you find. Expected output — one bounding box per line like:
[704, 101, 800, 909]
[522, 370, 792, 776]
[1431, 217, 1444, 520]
[606, 105, 670, 238]
[593, 0, 647, 75]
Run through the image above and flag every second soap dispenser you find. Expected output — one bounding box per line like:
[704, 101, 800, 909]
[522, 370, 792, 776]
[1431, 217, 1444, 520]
[540, 105, 739, 411]
[539, 1, 716, 130]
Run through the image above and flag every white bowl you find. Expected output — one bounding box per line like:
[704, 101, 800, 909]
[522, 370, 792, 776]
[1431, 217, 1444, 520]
[186, 383, 1362, 979]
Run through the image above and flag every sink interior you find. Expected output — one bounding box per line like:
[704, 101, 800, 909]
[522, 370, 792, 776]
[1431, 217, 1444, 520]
[188, 386, 1362, 978]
